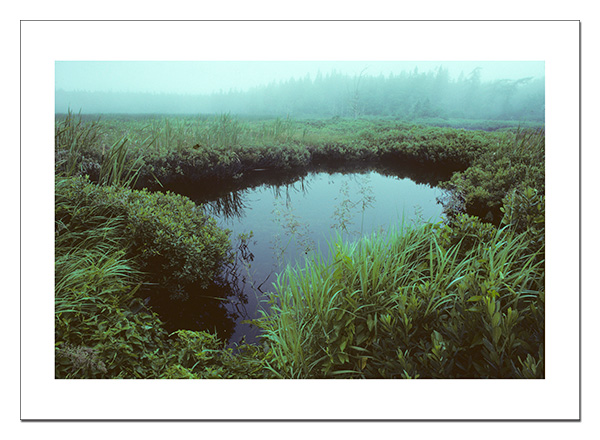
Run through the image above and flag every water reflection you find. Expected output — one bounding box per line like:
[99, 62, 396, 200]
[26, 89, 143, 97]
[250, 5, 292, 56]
[202, 189, 249, 220]
[160, 166, 447, 345]
[145, 255, 253, 343]
[145, 285, 238, 341]
[176, 163, 449, 221]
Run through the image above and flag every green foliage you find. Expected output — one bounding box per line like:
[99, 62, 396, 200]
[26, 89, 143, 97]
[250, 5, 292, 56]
[55, 174, 274, 379]
[257, 199, 544, 378]
[56, 175, 231, 295]
[437, 213, 498, 259]
[501, 186, 545, 235]
[55, 109, 103, 177]
[500, 187, 545, 260]
[55, 114, 545, 380]
[122, 188, 232, 292]
[443, 128, 545, 221]
[61, 115, 513, 190]
[163, 330, 276, 379]
[55, 176, 173, 378]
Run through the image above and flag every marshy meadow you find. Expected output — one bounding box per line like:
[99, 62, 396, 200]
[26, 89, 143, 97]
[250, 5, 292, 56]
[55, 63, 545, 379]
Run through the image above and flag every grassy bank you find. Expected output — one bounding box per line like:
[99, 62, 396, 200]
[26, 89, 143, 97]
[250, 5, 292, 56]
[57, 112, 544, 219]
[55, 112, 544, 379]
[257, 196, 544, 378]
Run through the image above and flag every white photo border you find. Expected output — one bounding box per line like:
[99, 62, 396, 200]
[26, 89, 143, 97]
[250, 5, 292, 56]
[20, 20, 580, 420]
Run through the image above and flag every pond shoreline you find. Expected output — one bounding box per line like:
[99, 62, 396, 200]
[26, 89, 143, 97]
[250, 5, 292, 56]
[160, 169, 447, 345]
[158, 159, 457, 207]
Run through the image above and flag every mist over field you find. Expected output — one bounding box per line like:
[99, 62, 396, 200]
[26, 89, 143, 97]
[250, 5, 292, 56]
[55, 61, 544, 121]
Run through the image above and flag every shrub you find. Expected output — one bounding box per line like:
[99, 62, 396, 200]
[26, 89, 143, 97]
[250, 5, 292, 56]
[55, 176, 232, 296]
[500, 186, 545, 260]
[501, 186, 545, 235]
[437, 212, 498, 259]
[443, 128, 545, 221]
[163, 330, 276, 379]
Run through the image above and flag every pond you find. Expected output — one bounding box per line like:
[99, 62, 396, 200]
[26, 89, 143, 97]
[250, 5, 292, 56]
[150, 170, 445, 345]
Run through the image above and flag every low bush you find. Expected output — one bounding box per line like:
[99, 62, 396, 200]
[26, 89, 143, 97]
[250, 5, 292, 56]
[56, 175, 231, 297]
[162, 330, 276, 379]
[443, 128, 545, 221]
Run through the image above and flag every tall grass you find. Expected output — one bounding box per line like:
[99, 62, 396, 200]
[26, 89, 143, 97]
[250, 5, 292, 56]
[204, 113, 245, 148]
[56, 109, 144, 188]
[55, 109, 103, 176]
[257, 219, 544, 379]
[253, 117, 295, 143]
[55, 175, 139, 315]
[97, 137, 143, 187]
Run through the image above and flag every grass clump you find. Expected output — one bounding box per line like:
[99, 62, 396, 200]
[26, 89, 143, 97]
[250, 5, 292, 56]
[256, 193, 544, 379]
[55, 109, 104, 178]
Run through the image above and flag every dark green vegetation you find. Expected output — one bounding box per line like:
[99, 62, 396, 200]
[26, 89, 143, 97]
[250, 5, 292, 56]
[260, 199, 544, 378]
[55, 111, 544, 379]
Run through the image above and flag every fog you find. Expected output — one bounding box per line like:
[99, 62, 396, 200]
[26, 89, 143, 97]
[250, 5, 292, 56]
[55, 61, 544, 120]
[56, 61, 543, 95]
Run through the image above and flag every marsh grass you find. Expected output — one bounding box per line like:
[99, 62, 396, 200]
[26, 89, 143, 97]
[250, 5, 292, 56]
[97, 137, 143, 188]
[55, 175, 139, 316]
[55, 109, 103, 176]
[68, 113, 521, 205]
[56, 110, 145, 188]
[257, 217, 544, 379]
[205, 113, 245, 148]
[253, 117, 296, 144]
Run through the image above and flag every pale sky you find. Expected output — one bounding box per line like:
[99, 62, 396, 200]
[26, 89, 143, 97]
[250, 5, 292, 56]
[55, 61, 544, 95]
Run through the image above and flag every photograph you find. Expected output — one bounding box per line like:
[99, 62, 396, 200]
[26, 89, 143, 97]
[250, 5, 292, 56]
[54, 59, 546, 380]
[17, 18, 583, 423]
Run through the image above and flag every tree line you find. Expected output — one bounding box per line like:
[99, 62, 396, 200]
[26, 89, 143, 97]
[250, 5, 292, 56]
[56, 67, 544, 121]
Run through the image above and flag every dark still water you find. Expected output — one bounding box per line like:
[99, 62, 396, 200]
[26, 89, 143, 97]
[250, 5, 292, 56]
[152, 170, 444, 345]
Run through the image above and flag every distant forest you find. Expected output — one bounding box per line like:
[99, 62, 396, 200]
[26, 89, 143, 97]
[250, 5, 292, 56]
[56, 67, 544, 121]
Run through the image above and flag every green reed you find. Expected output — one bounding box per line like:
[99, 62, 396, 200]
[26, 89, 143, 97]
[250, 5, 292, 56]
[55, 109, 103, 176]
[257, 217, 544, 379]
